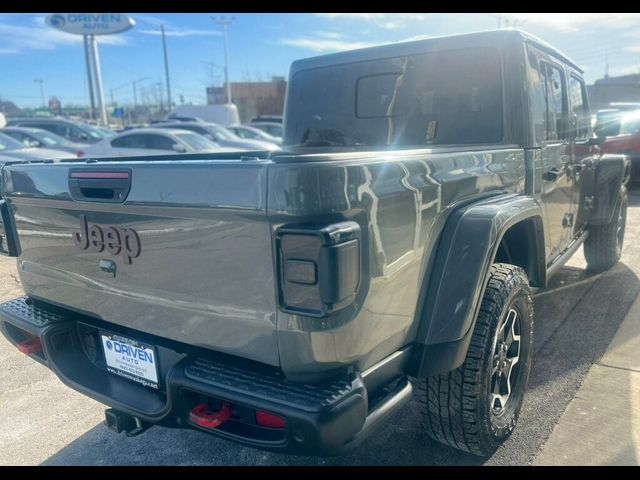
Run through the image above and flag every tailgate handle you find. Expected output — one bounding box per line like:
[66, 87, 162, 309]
[69, 170, 132, 203]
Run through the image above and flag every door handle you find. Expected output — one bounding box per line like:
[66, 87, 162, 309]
[543, 168, 561, 181]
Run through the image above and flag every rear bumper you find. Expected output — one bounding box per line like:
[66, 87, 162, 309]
[0, 296, 412, 456]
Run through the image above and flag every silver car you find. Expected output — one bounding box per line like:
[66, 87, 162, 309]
[81, 128, 239, 158]
[156, 121, 280, 151]
[227, 124, 282, 146]
[0, 132, 74, 163]
[248, 121, 283, 139]
[1, 127, 88, 155]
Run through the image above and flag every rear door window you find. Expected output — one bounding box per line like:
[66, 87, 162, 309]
[148, 134, 176, 150]
[112, 134, 146, 148]
[4, 131, 29, 145]
[568, 74, 590, 140]
[541, 62, 566, 141]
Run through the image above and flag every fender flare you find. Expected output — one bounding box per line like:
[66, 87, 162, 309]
[408, 194, 545, 378]
[589, 154, 631, 226]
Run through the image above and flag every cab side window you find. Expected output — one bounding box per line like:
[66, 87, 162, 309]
[569, 75, 590, 140]
[527, 50, 547, 143]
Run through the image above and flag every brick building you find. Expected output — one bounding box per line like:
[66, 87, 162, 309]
[207, 76, 286, 123]
[587, 74, 640, 111]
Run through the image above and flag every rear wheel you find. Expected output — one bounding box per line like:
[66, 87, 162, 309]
[584, 192, 627, 272]
[420, 263, 534, 456]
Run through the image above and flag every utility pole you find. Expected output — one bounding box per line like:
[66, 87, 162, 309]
[110, 83, 129, 107]
[160, 24, 173, 111]
[132, 77, 149, 108]
[211, 15, 235, 104]
[34, 79, 45, 108]
[83, 35, 96, 120]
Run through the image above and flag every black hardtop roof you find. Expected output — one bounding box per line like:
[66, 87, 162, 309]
[290, 28, 582, 75]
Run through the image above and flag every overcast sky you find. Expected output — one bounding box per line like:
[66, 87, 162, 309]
[1, 12, 640, 108]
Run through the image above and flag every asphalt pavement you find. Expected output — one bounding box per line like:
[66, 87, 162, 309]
[1, 189, 639, 465]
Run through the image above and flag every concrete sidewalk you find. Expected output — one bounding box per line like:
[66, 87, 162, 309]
[533, 292, 640, 466]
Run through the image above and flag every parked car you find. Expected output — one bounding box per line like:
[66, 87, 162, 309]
[6, 117, 110, 144]
[601, 109, 640, 181]
[167, 104, 240, 125]
[164, 114, 205, 123]
[0, 29, 630, 457]
[1, 127, 88, 155]
[156, 121, 280, 151]
[227, 124, 282, 146]
[96, 126, 117, 138]
[0, 131, 73, 163]
[81, 128, 235, 158]
[248, 121, 283, 138]
[251, 114, 283, 124]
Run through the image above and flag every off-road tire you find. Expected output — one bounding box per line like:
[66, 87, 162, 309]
[419, 263, 534, 456]
[584, 191, 628, 272]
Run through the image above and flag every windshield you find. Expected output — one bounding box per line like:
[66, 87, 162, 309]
[79, 124, 109, 139]
[31, 130, 72, 146]
[209, 126, 240, 141]
[285, 47, 503, 149]
[0, 132, 27, 151]
[619, 113, 640, 135]
[97, 127, 116, 137]
[176, 132, 220, 151]
[595, 110, 627, 137]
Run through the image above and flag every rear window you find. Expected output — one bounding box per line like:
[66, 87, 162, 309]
[285, 47, 503, 149]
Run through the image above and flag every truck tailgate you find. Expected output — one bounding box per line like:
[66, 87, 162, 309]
[1, 159, 279, 366]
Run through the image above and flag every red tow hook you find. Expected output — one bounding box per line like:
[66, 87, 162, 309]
[17, 336, 43, 355]
[189, 401, 232, 429]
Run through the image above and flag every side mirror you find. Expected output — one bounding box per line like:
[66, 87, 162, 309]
[172, 143, 187, 153]
[29, 140, 42, 148]
[79, 133, 90, 141]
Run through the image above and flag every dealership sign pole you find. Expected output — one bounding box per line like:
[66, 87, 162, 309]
[45, 13, 135, 125]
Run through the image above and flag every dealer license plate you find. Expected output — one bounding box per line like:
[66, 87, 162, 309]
[101, 332, 159, 389]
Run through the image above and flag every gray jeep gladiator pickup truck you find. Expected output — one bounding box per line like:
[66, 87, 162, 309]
[0, 30, 630, 456]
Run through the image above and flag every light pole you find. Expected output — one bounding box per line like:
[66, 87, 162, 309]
[88, 35, 108, 126]
[34, 79, 45, 108]
[210, 15, 235, 104]
[160, 24, 173, 111]
[83, 35, 96, 120]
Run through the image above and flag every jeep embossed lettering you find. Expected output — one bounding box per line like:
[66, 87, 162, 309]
[74, 215, 141, 264]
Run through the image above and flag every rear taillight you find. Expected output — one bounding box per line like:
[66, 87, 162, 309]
[275, 222, 361, 317]
[76, 150, 85, 158]
[255, 410, 286, 429]
[17, 335, 43, 355]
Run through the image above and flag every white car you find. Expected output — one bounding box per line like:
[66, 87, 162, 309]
[227, 124, 282, 146]
[80, 128, 239, 158]
[0, 132, 74, 164]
